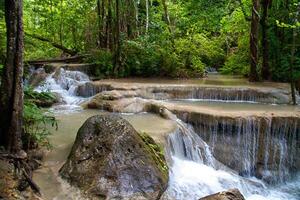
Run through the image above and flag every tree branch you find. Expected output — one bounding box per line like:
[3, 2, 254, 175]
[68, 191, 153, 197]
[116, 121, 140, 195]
[25, 32, 78, 56]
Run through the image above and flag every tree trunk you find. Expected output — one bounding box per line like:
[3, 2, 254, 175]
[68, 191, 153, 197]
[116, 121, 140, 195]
[290, 4, 299, 105]
[0, 0, 24, 153]
[134, 0, 139, 36]
[145, 0, 149, 33]
[101, 0, 106, 47]
[161, 0, 172, 34]
[26, 33, 78, 56]
[113, 0, 121, 75]
[126, 0, 133, 38]
[249, 0, 260, 82]
[261, 0, 271, 80]
[59, 0, 64, 46]
[97, 0, 102, 47]
[107, 0, 113, 50]
[161, 0, 175, 50]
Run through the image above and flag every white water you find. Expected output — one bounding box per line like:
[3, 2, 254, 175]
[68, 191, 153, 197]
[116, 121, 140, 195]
[35, 68, 90, 113]
[164, 109, 300, 200]
[32, 70, 299, 200]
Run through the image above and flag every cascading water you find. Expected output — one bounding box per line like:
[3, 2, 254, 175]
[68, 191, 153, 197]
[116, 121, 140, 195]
[151, 87, 282, 104]
[161, 108, 300, 200]
[35, 68, 90, 112]
[189, 116, 299, 183]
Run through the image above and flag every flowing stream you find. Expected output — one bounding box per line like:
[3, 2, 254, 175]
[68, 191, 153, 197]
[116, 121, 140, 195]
[32, 69, 300, 200]
[163, 109, 300, 200]
[35, 68, 90, 112]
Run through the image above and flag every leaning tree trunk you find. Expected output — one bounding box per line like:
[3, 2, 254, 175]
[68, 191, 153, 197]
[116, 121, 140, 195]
[97, 0, 104, 48]
[0, 0, 24, 153]
[249, 0, 260, 82]
[162, 0, 172, 34]
[261, 0, 271, 80]
[113, 0, 121, 75]
[290, 4, 299, 105]
[145, 0, 149, 33]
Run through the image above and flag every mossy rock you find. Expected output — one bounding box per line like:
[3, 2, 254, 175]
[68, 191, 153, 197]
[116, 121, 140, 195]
[138, 132, 169, 177]
[60, 114, 169, 200]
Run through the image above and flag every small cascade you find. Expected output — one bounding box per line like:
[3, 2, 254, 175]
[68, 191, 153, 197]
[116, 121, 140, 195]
[162, 108, 300, 200]
[189, 88, 271, 103]
[35, 68, 90, 112]
[164, 109, 216, 167]
[189, 116, 300, 183]
[151, 87, 289, 104]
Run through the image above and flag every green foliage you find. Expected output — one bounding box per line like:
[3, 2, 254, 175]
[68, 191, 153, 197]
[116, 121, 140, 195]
[23, 0, 95, 60]
[219, 7, 250, 76]
[85, 50, 114, 78]
[17, 0, 298, 81]
[23, 87, 57, 149]
[24, 86, 56, 102]
[24, 86, 57, 107]
[220, 32, 250, 76]
[23, 101, 57, 150]
[121, 38, 161, 77]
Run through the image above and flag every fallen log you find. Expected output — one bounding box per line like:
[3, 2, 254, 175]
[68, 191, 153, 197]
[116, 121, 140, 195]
[26, 33, 78, 56]
[26, 55, 88, 66]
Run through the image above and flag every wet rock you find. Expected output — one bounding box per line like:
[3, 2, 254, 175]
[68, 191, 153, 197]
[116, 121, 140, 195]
[28, 68, 48, 87]
[84, 95, 148, 113]
[52, 68, 89, 90]
[59, 114, 168, 200]
[83, 81, 294, 104]
[76, 82, 112, 97]
[43, 64, 58, 73]
[199, 189, 245, 200]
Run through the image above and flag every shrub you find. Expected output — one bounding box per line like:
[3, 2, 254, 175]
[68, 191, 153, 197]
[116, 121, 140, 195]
[23, 101, 57, 150]
[85, 49, 113, 78]
[23, 87, 57, 150]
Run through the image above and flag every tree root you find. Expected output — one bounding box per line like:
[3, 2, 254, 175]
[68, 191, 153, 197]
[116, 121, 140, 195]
[0, 151, 42, 196]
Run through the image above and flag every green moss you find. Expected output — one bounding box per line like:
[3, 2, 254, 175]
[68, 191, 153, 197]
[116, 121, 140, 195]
[138, 132, 169, 179]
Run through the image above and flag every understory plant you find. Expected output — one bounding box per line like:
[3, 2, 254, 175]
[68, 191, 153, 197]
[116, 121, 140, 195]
[23, 87, 57, 150]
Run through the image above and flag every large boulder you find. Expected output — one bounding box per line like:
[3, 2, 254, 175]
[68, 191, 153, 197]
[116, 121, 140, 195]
[59, 114, 168, 200]
[199, 189, 245, 200]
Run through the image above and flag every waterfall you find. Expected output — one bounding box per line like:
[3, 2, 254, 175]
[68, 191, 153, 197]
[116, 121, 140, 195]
[35, 68, 90, 112]
[151, 87, 289, 104]
[190, 116, 299, 183]
[161, 108, 300, 200]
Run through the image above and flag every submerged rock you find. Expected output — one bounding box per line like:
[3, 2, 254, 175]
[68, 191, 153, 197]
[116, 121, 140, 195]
[59, 114, 168, 200]
[199, 189, 245, 200]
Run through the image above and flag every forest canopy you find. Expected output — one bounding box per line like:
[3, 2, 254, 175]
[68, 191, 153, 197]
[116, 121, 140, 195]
[0, 0, 299, 80]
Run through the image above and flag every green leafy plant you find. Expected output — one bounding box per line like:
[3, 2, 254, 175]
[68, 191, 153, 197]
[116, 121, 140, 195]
[25, 86, 56, 101]
[24, 86, 57, 107]
[23, 101, 57, 150]
[85, 49, 114, 78]
[23, 87, 57, 149]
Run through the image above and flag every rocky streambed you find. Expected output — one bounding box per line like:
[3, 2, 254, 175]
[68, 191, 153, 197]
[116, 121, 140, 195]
[27, 64, 300, 200]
